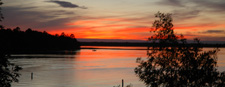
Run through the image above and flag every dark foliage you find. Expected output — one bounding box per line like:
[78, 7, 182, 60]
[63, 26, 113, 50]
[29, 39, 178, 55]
[0, 50, 22, 87]
[0, 26, 80, 53]
[135, 12, 225, 87]
[1, 1, 22, 87]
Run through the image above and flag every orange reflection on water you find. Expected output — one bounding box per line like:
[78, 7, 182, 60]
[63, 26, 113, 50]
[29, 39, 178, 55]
[71, 48, 148, 87]
[74, 47, 147, 70]
[10, 47, 225, 87]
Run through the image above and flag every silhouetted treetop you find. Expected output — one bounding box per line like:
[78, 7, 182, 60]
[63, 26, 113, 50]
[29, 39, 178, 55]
[149, 12, 186, 45]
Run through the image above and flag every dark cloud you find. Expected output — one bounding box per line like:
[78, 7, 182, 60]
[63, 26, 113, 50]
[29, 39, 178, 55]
[199, 36, 225, 42]
[156, 0, 201, 20]
[182, 33, 225, 42]
[47, 0, 87, 9]
[157, 0, 185, 7]
[1, 6, 79, 31]
[173, 8, 201, 20]
[190, 0, 225, 12]
[202, 30, 225, 34]
[157, 0, 225, 13]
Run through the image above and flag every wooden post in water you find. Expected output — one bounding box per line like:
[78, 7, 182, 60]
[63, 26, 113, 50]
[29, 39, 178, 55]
[31, 72, 33, 80]
[122, 79, 124, 87]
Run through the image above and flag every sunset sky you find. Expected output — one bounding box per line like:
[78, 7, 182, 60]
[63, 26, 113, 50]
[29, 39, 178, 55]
[1, 0, 225, 42]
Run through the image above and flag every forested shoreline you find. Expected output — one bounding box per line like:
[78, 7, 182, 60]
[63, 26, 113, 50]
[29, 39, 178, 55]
[80, 42, 225, 47]
[0, 26, 80, 54]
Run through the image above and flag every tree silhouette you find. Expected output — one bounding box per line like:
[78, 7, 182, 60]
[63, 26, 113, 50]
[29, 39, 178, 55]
[0, 51, 22, 87]
[60, 32, 66, 37]
[135, 12, 225, 87]
[70, 34, 75, 38]
[0, 1, 22, 87]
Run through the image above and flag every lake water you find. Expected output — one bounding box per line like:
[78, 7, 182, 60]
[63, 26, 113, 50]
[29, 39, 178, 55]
[10, 46, 225, 87]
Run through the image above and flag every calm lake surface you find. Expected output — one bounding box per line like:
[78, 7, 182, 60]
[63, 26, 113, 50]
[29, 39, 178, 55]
[10, 46, 225, 87]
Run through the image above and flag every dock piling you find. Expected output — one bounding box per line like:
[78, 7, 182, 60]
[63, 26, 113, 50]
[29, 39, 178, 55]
[122, 79, 124, 87]
[31, 72, 33, 80]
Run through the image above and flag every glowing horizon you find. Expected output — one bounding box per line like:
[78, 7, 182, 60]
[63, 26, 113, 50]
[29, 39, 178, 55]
[1, 0, 225, 41]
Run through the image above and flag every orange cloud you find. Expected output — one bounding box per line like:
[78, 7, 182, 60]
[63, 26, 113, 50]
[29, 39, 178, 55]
[48, 16, 225, 41]
[48, 26, 150, 40]
[174, 24, 225, 30]
[47, 17, 150, 40]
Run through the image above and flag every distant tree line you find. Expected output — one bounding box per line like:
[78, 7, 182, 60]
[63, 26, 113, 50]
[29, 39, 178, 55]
[80, 42, 225, 47]
[0, 26, 80, 53]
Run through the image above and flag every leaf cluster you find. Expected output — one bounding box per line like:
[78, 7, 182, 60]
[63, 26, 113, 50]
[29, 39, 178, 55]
[0, 50, 22, 87]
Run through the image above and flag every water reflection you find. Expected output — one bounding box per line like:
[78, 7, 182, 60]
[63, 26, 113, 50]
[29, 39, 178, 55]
[9, 47, 225, 87]
[10, 50, 78, 58]
[10, 48, 147, 87]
